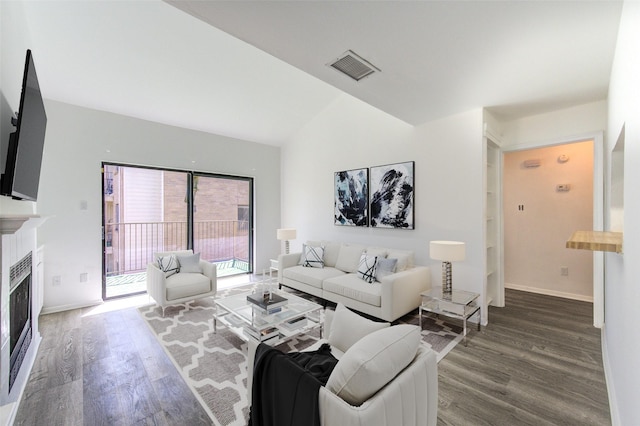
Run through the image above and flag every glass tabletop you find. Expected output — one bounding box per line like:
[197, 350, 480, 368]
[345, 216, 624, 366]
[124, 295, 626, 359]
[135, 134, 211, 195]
[421, 286, 479, 306]
[215, 289, 322, 331]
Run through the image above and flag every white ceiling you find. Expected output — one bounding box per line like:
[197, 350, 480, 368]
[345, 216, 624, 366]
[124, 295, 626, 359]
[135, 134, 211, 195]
[21, 1, 622, 146]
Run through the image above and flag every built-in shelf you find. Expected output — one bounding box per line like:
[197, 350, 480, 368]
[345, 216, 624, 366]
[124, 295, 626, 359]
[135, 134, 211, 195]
[566, 230, 623, 254]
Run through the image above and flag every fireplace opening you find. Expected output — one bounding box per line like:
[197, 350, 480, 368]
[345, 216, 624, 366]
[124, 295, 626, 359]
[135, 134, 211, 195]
[9, 252, 32, 391]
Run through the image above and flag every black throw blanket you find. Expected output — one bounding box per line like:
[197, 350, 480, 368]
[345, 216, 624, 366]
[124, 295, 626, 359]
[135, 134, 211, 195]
[249, 343, 338, 426]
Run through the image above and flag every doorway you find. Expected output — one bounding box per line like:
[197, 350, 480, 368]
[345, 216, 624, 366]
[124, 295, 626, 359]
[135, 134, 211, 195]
[102, 163, 254, 299]
[503, 141, 594, 300]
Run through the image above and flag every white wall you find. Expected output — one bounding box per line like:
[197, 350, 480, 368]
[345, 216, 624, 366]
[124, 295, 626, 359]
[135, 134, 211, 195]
[501, 100, 608, 147]
[281, 94, 488, 319]
[34, 100, 281, 312]
[604, 1, 640, 424]
[503, 141, 594, 300]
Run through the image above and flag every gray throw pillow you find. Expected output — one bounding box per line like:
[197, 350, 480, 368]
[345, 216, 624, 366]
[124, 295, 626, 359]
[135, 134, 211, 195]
[375, 257, 398, 281]
[176, 252, 202, 273]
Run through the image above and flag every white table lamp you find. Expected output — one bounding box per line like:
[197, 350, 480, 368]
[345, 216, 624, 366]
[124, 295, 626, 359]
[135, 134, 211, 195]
[430, 241, 465, 296]
[277, 228, 297, 254]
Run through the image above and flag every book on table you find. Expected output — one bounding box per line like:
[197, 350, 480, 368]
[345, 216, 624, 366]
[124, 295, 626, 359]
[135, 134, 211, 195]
[278, 316, 308, 332]
[245, 326, 279, 342]
[246, 292, 288, 311]
[436, 300, 468, 316]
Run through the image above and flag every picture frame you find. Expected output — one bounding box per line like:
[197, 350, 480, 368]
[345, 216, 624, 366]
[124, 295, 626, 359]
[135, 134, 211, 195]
[370, 161, 415, 229]
[334, 168, 369, 227]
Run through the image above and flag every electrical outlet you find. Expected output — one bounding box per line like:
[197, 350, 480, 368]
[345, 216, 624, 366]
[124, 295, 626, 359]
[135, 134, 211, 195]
[52, 275, 61, 286]
[561, 266, 569, 276]
[80, 272, 88, 283]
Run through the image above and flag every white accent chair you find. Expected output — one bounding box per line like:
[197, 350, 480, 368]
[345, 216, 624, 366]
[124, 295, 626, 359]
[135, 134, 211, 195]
[247, 305, 438, 426]
[146, 249, 217, 316]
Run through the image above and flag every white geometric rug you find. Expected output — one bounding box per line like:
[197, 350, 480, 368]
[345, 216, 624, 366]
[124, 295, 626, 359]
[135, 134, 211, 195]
[138, 284, 463, 425]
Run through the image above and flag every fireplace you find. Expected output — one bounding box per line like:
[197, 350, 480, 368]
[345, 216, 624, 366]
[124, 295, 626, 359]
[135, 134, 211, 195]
[0, 214, 45, 415]
[9, 252, 32, 391]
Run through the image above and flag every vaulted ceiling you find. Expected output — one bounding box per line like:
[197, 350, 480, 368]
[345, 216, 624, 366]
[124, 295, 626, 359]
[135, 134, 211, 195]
[22, 1, 622, 146]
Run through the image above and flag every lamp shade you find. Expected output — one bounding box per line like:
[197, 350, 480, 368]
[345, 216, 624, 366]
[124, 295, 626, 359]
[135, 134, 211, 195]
[430, 241, 465, 262]
[276, 228, 297, 241]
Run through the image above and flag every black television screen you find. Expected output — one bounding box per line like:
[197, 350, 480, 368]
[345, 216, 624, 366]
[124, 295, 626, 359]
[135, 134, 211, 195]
[1, 49, 48, 201]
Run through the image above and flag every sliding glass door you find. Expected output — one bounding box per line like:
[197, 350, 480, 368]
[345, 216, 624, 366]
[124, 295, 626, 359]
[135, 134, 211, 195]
[192, 174, 253, 277]
[102, 163, 253, 299]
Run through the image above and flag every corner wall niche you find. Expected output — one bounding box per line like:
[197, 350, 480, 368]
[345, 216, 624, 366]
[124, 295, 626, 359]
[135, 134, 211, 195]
[566, 126, 625, 256]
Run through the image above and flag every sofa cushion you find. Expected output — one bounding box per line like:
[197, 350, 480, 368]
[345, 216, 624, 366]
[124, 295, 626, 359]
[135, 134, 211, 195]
[321, 241, 342, 268]
[156, 255, 180, 278]
[386, 249, 414, 272]
[357, 254, 378, 283]
[365, 247, 388, 258]
[328, 303, 389, 353]
[301, 245, 325, 268]
[323, 274, 382, 307]
[375, 257, 398, 281]
[283, 265, 344, 289]
[177, 252, 202, 273]
[165, 272, 211, 301]
[335, 244, 366, 273]
[326, 324, 421, 406]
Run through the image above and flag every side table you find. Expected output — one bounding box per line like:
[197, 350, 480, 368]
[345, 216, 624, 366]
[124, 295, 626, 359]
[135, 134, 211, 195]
[269, 259, 278, 283]
[419, 286, 481, 346]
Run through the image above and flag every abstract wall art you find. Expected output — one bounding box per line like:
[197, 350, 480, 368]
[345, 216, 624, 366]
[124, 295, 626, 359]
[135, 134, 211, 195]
[334, 168, 369, 227]
[370, 161, 415, 229]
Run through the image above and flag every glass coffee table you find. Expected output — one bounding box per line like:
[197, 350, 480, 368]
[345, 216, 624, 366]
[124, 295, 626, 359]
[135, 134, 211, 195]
[419, 286, 481, 346]
[214, 289, 323, 346]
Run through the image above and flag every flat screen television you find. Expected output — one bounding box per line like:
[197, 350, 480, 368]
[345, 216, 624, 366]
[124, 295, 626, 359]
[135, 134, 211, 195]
[1, 49, 48, 201]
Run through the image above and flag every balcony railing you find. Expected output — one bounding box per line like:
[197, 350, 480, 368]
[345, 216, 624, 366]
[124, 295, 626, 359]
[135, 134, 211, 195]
[105, 220, 249, 277]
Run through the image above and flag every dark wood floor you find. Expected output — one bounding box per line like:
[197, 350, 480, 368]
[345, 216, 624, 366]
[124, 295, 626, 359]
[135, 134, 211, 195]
[14, 289, 610, 425]
[437, 289, 611, 425]
[14, 303, 211, 425]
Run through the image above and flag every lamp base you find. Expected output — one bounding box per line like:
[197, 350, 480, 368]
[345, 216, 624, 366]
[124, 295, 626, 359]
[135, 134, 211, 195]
[441, 261, 453, 296]
[285, 240, 290, 255]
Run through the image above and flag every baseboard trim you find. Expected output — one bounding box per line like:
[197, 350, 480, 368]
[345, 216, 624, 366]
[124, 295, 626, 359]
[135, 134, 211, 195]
[41, 299, 104, 315]
[504, 283, 594, 303]
[601, 326, 620, 425]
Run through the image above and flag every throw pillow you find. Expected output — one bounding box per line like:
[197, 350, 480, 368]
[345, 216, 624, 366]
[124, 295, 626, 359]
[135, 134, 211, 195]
[328, 303, 389, 353]
[302, 245, 325, 268]
[386, 249, 414, 272]
[335, 244, 366, 273]
[375, 257, 398, 282]
[156, 255, 179, 278]
[326, 324, 421, 406]
[357, 254, 378, 283]
[176, 252, 202, 273]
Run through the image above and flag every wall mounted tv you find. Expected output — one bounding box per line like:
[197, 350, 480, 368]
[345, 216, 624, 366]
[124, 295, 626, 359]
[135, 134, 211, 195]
[1, 49, 48, 201]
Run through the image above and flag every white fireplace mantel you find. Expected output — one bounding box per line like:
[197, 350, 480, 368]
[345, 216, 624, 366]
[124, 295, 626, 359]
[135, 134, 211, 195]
[0, 214, 47, 425]
[0, 215, 43, 235]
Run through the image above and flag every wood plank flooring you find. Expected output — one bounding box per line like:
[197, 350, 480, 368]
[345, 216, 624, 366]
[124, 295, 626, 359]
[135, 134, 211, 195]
[13, 289, 610, 425]
[14, 304, 211, 425]
[437, 289, 610, 425]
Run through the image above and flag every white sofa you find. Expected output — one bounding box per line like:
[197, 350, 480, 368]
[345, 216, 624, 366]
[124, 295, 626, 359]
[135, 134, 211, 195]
[278, 241, 430, 322]
[247, 304, 438, 426]
[146, 249, 217, 316]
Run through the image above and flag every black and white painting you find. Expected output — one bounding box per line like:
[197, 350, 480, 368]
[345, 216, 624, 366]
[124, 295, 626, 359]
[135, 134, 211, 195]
[334, 168, 368, 227]
[370, 161, 414, 229]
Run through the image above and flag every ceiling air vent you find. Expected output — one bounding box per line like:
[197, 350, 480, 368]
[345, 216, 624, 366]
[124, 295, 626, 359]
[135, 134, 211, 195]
[328, 50, 380, 82]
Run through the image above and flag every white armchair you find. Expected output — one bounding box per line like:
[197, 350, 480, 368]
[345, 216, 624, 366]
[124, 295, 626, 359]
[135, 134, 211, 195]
[146, 249, 217, 316]
[247, 305, 438, 426]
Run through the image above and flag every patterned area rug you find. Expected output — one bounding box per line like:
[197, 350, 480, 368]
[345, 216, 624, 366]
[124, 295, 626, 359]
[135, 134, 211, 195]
[138, 284, 463, 425]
